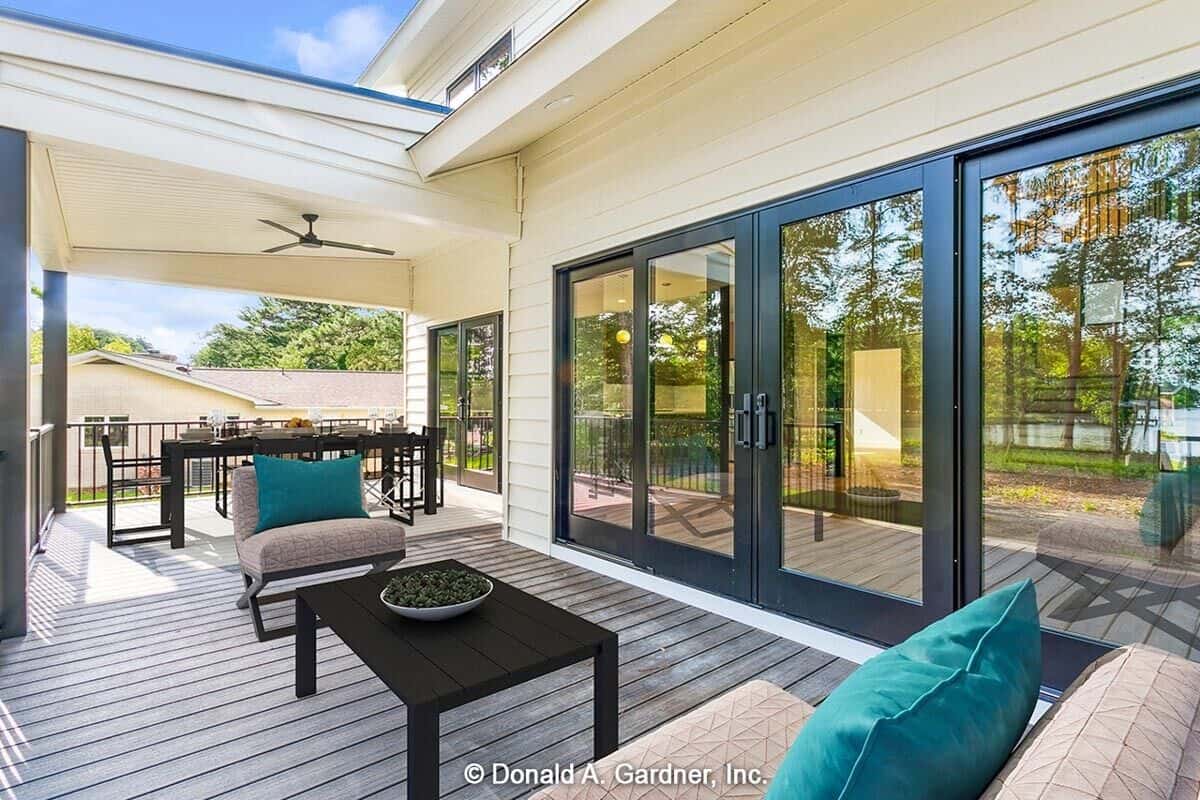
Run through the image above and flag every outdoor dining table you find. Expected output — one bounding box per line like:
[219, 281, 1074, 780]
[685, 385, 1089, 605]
[158, 432, 438, 549]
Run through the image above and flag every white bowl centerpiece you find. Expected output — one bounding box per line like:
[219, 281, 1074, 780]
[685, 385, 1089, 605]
[380, 568, 493, 621]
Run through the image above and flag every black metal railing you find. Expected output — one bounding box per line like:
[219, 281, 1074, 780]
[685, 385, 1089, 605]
[28, 424, 53, 553]
[570, 414, 847, 498]
[65, 417, 391, 506]
[442, 415, 497, 473]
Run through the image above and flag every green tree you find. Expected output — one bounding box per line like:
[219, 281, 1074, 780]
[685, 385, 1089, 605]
[194, 297, 404, 371]
[105, 337, 134, 354]
[67, 324, 100, 354]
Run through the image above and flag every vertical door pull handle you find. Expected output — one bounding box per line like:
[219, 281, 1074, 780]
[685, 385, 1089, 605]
[734, 393, 753, 448]
[755, 393, 774, 450]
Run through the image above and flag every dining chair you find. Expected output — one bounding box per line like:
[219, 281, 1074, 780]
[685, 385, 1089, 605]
[101, 434, 173, 548]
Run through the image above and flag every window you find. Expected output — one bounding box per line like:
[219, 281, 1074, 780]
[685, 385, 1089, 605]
[445, 32, 512, 108]
[83, 415, 130, 447]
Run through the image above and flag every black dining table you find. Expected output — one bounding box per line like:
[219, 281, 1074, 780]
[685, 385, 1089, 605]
[159, 432, 438, 549]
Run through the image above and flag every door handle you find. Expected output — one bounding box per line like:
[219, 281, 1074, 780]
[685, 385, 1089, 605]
[734, 393, 753, 449]
[755, 393, 774, 450]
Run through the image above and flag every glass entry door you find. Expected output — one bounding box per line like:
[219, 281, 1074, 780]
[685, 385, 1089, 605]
[431, 313, 502, 493]
[755, 165, 956, 644]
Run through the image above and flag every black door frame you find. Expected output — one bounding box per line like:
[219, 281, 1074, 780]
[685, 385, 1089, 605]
[428, 312, 503, 494]
[961, 91, 1200, 689]
[754, 161, 958, 644]
[632, 218, 755, 600]
[555, 256, 638, 560]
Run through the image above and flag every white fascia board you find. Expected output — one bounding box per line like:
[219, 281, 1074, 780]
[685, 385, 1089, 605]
[0, 12, 446, 132]
[0, 59, 520, 240]
[409, 0, 681, 176]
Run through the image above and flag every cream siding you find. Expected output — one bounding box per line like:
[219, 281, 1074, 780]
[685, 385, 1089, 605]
[404, 237, 509, 429]
[502, 0, 1200, 548]
[404, 0, 586, 105]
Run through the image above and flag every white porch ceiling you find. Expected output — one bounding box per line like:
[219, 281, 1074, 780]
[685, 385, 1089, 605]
[44, 147, 459, 260]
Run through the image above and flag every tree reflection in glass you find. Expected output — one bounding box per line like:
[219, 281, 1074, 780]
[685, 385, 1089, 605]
[981, 128, 1200, 655]
[779, 190, 925, 600]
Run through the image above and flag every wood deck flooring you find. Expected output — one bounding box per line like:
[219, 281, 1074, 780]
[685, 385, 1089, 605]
[0, 494, 852, 800]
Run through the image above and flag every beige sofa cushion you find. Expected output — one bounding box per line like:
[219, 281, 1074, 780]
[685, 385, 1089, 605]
[982, 644, 1200, 800]
[529, 680, 813, 800]
[236, 516, 405, 574]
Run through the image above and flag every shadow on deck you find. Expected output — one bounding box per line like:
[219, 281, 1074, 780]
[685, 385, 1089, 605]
[0, 493, 852, 800]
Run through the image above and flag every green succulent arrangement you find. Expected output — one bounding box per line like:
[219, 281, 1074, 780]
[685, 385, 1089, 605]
[382, 569, 491, 608]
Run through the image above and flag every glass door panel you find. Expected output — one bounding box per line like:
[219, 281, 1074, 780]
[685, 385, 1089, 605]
[976, 126, 1200, 662]
[461, 317, 500, 491]
[778, 192, 925, 600]
[435, 327, 460, 474]
[757, 164, 954, 644]
[564, 265, 636, 558]
[648, 240, 736, 556]
[635, 221, 753, 600]
[431, 315, 502, 493]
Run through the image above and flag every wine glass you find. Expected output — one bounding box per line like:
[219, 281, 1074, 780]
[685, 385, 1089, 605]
[309, 408, 324, 433]
[384, 407, 398, 429]
[368, 407, 380, 432]
[210, 408, 226, 438]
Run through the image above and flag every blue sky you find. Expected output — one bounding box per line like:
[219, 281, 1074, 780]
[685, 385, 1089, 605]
[20, 1, 416, 358]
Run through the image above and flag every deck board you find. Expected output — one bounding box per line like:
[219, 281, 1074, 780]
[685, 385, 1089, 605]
[2, 494, 851, 800]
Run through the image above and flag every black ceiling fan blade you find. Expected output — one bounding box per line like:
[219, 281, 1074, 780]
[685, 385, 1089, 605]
[258, 219, 305, 238]
[321, 240, 397, 256]
[262, 242, 303, 253]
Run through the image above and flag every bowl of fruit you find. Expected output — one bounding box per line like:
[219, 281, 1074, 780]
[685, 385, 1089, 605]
[283, 417, 315, 436]
[380, 568, 493, 621]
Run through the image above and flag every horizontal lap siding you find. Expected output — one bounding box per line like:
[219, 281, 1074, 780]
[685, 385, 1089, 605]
[505, 0, 1200, 549]
[405, 238, 509, 432]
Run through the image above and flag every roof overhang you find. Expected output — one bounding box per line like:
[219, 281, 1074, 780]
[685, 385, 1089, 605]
[358, 0, 479, 95]
[407, 0, 763, 176]
[0, 8, 521, 302]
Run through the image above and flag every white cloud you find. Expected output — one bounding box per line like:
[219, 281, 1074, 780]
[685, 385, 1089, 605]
[275, 5, 393, 82]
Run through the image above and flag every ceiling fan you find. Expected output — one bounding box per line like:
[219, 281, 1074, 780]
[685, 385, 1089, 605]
[258, 214, 395, 256]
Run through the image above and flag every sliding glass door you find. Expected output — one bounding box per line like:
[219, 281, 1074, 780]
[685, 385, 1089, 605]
[964, 101, 1200, 686]
[430, 313, 502, 493]
[755, 165, 957, 642]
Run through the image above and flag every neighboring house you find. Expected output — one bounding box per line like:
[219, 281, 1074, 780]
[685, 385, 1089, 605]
[30, 350, 404, 495]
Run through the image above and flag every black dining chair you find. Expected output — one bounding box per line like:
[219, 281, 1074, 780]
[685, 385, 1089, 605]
[419, 426, 447, 509]
[356, 434, 415, 525]
[101, 434, 173, 548]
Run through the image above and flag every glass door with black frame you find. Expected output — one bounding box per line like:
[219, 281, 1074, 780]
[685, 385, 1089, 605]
[755, 164, 956, 645]
[430, 314, 502, 493]
[965, 112, 1200, 688]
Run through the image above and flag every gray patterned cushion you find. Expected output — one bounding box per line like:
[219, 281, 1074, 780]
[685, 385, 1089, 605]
[231, 466, 403, 575]
[982, 644, 1200, 800]
[529, 680, 813, 799]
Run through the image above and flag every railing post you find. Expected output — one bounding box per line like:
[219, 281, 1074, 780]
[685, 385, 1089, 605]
[0, 126, 29, 639]
[43, 269, 68, 513]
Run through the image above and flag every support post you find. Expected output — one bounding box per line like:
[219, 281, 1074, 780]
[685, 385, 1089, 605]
[0, 127, 29, 640]
[42, 270, 67, 513]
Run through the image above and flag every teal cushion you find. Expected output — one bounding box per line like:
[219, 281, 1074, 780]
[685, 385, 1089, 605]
[765, 580, 1041, 800]
[253, 455, 368, 533]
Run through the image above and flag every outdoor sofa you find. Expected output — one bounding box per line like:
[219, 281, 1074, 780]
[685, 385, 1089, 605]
[531, 643, 1200, 799]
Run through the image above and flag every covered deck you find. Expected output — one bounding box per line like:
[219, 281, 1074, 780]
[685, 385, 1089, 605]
[0, 497, 852, 799]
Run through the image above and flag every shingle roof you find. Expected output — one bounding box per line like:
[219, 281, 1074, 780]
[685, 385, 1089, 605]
[189, 367, 405, 410]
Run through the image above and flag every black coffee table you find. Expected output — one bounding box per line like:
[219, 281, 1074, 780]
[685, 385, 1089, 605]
[294, 559, 618, 798]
